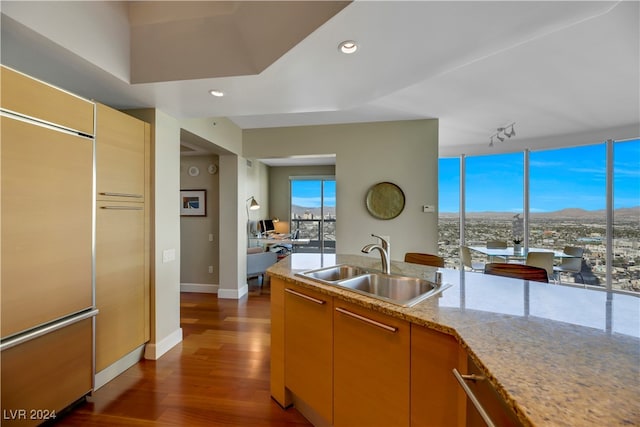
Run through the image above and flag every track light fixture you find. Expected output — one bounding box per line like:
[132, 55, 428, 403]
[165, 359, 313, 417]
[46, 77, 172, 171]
[489, 122, 516, 147]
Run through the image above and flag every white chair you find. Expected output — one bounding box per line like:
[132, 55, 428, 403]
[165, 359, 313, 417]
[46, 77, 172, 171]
[525, 252, 554, 280]
[460, 246, 485, 272]
[553, 246, 584, 284]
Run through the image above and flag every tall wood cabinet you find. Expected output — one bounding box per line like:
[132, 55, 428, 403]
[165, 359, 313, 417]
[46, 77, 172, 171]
[1, 66, 95, 426]
[95, 103, 150, 373]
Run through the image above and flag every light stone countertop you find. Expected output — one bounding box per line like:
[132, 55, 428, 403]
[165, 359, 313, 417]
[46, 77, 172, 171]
[268, 253, 640, 427]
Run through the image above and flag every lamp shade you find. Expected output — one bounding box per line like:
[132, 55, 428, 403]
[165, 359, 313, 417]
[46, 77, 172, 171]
[248, 197, 260, 210]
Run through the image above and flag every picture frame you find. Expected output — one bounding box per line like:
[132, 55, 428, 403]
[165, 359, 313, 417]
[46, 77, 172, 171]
[180, 189, 207, 216]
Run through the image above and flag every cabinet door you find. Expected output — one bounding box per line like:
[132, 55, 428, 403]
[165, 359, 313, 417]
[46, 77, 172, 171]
[285, 284, 333, 424]
[411, 324, 465, 427]
[96, 103, 148, 201]
[270, 278, 292, 407]
[1, 318, 93, 427]
[334, 300, 410, 427]
[1, 66, 94, 135]
[95, 201, 147, 371]
[1, 115, 93, 338]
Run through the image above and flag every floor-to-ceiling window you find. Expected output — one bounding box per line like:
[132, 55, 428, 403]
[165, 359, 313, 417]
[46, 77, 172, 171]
[438, 157, 460, 268]
[465, 152, 524, 246]
[438, 139, 639, 294]
[613, 139, 640, 293]
[290, 177, 336, 253]
[529, 144, 606, 286]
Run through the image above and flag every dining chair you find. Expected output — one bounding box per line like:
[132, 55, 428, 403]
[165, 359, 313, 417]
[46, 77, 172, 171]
[404, 252, 445, 268]
[525, 252, 554, 279]
[553, 246, 584, 284]
[484, 263, 549, 283]
[460, 246, 485, 272]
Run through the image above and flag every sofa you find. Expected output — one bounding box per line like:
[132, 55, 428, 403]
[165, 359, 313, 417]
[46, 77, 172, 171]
[247, 246, 277, 286]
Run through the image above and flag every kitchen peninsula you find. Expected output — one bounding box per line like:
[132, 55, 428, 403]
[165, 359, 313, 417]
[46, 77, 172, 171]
[268, 254, 639, 427]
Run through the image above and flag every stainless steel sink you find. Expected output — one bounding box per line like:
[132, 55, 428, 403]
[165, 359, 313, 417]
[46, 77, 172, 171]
[338, 273, 445, 307]
[298, 264, 370, 282]
[297, 265, 449, 307]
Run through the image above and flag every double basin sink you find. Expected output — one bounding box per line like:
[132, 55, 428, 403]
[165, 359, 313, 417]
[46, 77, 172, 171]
[296, 264, 449, 307]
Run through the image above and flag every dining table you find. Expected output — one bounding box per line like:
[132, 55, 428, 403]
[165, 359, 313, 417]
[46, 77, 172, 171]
[468, 246, 576, 262]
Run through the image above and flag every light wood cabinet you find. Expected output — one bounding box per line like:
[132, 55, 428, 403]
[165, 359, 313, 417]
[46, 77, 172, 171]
[94, 104, 150, 372]
[284, 284, 333, 424]
[1, 318, 93, 427]
[95, 201, 148, 371]
[270, 277, 292, 407]
[1, 66, 94, 135]
[411, 324, 466, 427]
[460, 355, 522, 427]
[0, 110, 93, 338]
[333, 300, 411, 427]
[95, 103, 148, 202]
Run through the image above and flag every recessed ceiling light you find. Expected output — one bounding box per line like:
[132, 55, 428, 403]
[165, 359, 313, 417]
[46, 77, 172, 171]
[338, 40, 358, 54]
[209, 89, 224, 97]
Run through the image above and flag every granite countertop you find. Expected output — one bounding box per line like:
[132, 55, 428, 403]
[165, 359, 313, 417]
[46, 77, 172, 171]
[268, 253, 640, 427]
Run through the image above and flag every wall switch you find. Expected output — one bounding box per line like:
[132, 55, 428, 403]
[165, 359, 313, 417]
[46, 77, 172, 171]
[422, 205, 435, 213]
[209, 233, 214, 242]
[208, 266, 213, 274]
[162, 248, 176, 263]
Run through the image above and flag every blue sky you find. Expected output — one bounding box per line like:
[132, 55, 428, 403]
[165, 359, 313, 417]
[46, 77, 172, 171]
[439, 139, 639, 213]
[291, 180, 336, 207]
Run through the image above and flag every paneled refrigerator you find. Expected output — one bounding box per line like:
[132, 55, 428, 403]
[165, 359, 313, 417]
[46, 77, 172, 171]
[1, 66, 97, 426]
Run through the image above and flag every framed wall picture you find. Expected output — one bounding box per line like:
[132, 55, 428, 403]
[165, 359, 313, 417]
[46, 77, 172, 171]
[180, 189, 207, 216]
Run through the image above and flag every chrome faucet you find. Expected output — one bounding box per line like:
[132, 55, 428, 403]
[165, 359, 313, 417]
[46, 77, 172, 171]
[361, 234, 391, 274]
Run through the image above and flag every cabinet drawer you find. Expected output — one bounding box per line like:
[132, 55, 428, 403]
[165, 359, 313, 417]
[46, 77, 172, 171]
[1, 318, 93, 427]
[0, 66, 94, 135]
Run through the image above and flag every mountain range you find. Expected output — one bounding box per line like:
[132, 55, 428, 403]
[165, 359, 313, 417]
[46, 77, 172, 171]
[441, 206, 639, 219]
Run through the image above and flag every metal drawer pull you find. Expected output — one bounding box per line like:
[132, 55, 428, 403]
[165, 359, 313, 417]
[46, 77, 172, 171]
[452, 368, 496, 427]
[1, 309, 99, 352]
[335, 307, 397, 332]
[101, 192, 143, 198]
[100, 206, 144, 210]
[285, 288, 326, 305]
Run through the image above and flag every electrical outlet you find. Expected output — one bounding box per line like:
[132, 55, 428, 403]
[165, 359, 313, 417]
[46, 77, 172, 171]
[209, 233, 214, 242]
[208, 266, 213, 274]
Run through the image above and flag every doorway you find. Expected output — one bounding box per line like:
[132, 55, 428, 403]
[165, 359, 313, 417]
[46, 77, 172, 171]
[290, 177, 336, 253]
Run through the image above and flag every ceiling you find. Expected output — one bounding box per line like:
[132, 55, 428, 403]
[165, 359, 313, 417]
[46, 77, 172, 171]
[1, 1, 638, 161]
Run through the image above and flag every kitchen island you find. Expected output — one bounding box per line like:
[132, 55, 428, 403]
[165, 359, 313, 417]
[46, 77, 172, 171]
[268, 253, 639, 427]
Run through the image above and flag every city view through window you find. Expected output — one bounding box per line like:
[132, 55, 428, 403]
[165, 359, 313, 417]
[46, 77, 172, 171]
[290, 179, 336, 253]
[439, 140, 639, 293]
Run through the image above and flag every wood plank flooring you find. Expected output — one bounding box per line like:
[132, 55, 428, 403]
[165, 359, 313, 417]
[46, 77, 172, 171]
[57, 286, 312, 426]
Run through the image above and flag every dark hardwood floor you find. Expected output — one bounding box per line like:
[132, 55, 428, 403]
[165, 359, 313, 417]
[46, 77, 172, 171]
[57, 282, 312, 426]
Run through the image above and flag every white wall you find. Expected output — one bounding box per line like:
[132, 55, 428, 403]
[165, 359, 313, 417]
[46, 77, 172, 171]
[127, 108, 183, 360]
[243, 120, 439, 260]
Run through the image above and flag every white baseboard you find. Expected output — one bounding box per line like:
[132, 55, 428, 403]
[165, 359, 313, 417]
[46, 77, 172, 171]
[94, 344, 145, 390]
[217, 284, 249, 299]
[144, 327, 183, 360]
[180, 282, 218, 293]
